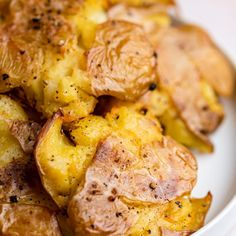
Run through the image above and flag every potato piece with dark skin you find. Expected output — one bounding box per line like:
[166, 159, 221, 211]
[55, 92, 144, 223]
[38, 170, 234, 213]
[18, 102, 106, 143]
[87, 20, 157, 100]
[68, 134, 197, 235]
[0, 204, 62, 236]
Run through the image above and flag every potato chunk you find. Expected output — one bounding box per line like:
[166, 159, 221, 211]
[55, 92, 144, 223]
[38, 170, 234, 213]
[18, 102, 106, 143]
[68, 134, 211, 235]
[154, 30, 223, 144]
[35, 112, 104, 207]
[88, 20, 157, 100]
[174, 25, 235, 97]
[0, 204, 62, 236]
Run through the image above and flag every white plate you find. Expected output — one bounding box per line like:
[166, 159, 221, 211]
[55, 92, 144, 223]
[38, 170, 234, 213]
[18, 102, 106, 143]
[177, 0, 236, 235]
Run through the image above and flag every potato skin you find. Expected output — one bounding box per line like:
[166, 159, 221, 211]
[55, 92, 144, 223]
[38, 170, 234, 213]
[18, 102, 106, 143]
[0, 204, 62, 236]
[88, 20, 157, 100]
[155, 29, 223, 141]
[68, 134, 197, 235]
[176, 25, 235, 97]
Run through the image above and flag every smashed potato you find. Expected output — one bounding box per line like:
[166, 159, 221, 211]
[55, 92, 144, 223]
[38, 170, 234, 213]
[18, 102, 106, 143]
[174, 25, 235, 97]
[35, 106, 197, 209]
[88, 20, 157, 100]
[154, 29, 224, 144]
[0, 95, 64, 235]
[0, 0, 158, 120]
[1, 0, 231, 235]
[0, 204, 62, 236]
[95, 89, 215, 152]
[68, 134, 210, 235]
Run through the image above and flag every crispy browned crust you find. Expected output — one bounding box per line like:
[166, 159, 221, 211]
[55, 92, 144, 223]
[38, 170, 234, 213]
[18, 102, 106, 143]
[0, 0, 76, 92]
[68, 135, 197, 235]
[155, 30, 222, 142]
[88, 20, 157, 100]
[0, 204, 62, 236]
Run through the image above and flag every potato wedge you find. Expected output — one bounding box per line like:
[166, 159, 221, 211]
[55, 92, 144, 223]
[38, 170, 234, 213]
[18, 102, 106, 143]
[0, 204, 62, 236]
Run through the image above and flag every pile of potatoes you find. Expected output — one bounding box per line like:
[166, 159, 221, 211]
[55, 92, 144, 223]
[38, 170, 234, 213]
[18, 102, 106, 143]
[0, 0, 234, 235]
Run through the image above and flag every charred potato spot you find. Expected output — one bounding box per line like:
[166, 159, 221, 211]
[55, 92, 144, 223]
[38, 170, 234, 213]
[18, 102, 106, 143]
[0, 204, 62, 236]
[68, 134, 197, 235]
[88, 20, 157, 100]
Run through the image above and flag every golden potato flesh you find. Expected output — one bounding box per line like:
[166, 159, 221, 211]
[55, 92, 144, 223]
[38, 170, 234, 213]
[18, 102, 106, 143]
[95, 89, 215, 153]
[137, 90, 217, 152]
[0, 204, 62, 236]
[35, 112, 105, 208]
[174, 25, 235, 97]
[0, 0, 105, 120]
[87, 20, 157, 100]
[35, 106, 161, 207]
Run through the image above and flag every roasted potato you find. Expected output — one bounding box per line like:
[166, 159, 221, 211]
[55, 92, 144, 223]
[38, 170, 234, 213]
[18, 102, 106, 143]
[0, 95, 64, 235]
[35, 106, 197, 210]
[67, 133, 210, 235]
[107, 4, 225, 151]
[155, 27, 224, 137]
[172, 25, 235, 97]
[0, 1, 227, 235]
[0, 0, 158, 121]
[87, 20, 157, 100]
[0, 204, 62, 236]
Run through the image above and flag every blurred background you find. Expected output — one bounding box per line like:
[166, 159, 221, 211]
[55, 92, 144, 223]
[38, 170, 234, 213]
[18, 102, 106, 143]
[177, 1, 236, 235]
